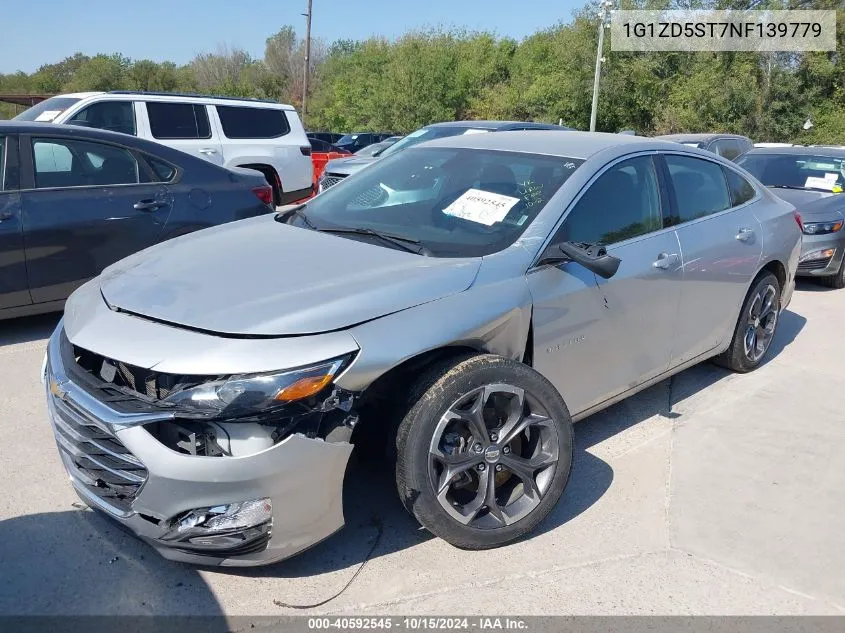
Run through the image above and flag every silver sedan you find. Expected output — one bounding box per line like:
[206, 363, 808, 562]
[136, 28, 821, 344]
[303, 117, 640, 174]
[44, 131, 800, 565]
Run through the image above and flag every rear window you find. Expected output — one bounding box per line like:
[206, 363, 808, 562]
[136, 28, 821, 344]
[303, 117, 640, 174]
[147, 102, 211, 140]
[13, 97, 81, 122]
[143, 156, 177, 183]
[216, 106, 290, 139]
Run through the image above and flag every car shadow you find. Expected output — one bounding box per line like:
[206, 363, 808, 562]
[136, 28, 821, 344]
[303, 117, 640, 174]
[0, 312, 60, 347]
[795, 279, 835, 293]
[0, 509, 224, 617]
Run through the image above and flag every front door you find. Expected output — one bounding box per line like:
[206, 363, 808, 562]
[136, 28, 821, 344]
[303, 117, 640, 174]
[20, 134, 171, 304]
[527, 154, 682, 417]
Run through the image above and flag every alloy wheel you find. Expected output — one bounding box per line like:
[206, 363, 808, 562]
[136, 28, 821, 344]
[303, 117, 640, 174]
[427, 383, 559, 529]
[743, 284, 778, 363]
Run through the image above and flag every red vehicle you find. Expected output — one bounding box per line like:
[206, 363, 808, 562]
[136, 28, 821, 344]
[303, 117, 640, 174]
[308, 137, 351, 188]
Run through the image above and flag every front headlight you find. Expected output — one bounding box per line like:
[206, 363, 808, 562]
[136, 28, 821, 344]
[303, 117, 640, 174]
[802, 220, 843, 235]
[162, 356, 351, 418]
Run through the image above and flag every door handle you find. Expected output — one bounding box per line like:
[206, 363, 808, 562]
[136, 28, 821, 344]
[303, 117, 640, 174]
[736, 227, 755, 242]
[652, 253, 680, 270]
[198, 148, 218, 155]
[133, 200, 165, 211]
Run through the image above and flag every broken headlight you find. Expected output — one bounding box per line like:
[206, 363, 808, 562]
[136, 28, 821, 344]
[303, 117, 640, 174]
[162, 355, 352, 418]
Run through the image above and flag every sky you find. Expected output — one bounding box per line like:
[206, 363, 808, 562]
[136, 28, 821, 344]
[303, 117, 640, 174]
[0, 0, 585, 74]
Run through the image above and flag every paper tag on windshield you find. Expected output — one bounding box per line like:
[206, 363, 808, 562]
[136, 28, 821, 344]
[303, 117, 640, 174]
[462, 129, 489, 135]
[805, 176, 836, 190]
[443, 188, 520, 226]
[824, 173, 839, 182]
[34, 110, 61, 122]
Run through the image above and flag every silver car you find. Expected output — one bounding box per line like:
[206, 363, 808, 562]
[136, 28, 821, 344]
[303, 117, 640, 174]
[44, 131, 800, 566]
[736, 147, 845, 288]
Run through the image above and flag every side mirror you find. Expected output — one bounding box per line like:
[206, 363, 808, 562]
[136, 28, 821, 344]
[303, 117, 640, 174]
[538, 241, 621, 279]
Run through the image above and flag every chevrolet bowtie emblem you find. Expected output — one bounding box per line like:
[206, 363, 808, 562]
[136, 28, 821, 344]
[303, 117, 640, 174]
[49, 379, 67, 400]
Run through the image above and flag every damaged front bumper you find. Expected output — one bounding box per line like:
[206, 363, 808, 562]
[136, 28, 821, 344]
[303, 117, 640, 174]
[45, 323, 357, 567]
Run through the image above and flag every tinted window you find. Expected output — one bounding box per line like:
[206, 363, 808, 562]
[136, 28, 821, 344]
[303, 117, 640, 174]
[67, 101, 136, 136]
[723, 167, 756, 206]
[217, 106, 290, 139]
[736, 153, 845, 192]
[309, 138, 331, 152]
[298, 147, 584, 257]
[665, 155, 731, 224]
[559, 156, 663, 245]
[143, 156, 176, 183]
[12, 97, 81, 122]
[147, 102, 211, 139]
[32, 138, 139, 188]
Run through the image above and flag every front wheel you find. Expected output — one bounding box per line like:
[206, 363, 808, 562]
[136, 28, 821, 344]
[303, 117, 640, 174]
[714, 272, 781, 373]
[395, 355, 573, 550]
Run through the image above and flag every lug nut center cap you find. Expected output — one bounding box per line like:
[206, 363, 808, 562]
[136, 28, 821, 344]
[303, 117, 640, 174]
[484, 445, 501, 463]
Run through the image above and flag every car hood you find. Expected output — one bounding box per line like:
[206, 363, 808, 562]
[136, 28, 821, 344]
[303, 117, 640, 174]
[324, 155, 379, 176]
[767, 187, 834, 207]
[98, 215, 481, 337]
[797, 194, 845, 223]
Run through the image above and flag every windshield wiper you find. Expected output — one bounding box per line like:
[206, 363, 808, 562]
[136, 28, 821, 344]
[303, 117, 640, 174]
[766, 184, 809, 190]
[275, 204, 316, 229]
[318, 226, 428, 255]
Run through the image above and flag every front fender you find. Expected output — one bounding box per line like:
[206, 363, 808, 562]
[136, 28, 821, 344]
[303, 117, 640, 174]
[335, 277, 533, 392]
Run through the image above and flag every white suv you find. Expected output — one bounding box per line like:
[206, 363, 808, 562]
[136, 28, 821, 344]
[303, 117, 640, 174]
[15, 91, 314, 205]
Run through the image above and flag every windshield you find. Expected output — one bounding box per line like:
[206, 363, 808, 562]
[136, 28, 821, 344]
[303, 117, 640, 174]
[378, 126, 491, 158]
[737, 153, 845, 192]
[13, 97, 81, 122]
[294, 146, 584, 257]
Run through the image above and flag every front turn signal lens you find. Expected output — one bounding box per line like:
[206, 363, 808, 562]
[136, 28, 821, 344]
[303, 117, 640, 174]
[274, 374, 335, 402]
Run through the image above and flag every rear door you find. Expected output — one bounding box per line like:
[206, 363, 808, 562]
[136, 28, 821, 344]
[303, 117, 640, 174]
[528, 154, 683, 416]
[0, 134, 31, 309]
[661, 153, 763, 366]
[20, 134, 172, 304]
[139, 101, 224, 166]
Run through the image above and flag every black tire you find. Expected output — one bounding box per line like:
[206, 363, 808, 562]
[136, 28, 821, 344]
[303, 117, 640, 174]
[713, 272, 781, 373]
[395, 354, 573, 550]
[818, 258, 845, 289]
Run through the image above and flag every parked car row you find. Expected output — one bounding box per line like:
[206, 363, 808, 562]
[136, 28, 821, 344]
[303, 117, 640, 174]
[37, 128, 815, 568]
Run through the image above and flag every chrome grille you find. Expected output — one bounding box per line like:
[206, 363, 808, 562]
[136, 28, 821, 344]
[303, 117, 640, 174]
[50, 393, 147, 515]
[798, 257, 832, 272]
[320, 174, 346, 190]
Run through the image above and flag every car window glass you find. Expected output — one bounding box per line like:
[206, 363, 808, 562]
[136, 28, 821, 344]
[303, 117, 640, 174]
[737, 153, 845, 191]
[665, 154, 731, 224]
[143, 156, 176, 183]
[32, 138, 140, 189]
[716, 139, 742, 161]
[0, 136, 5, 191]
[147, 102, 211, 139]
[310, 138, 330, 152]
[302, 147, 585, 257]
[723, 167, 756, 206]
[67, 101, 136, 136]
[216, 106, 290, 139]
[558, 156, 663, 245]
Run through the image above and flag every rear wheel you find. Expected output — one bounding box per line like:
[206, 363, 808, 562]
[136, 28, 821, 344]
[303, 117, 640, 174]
[714, 272, 781, 372]
[818, 258, 845, 289]
[395, 354, 573, 550]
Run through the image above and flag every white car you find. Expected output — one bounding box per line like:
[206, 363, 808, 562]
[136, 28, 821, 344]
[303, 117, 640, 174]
[15, 91, 314, 205]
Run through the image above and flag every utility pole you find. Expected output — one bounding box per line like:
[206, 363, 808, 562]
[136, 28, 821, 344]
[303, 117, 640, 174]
[302, 0, 313, 118]
[590, 0, 613, 132]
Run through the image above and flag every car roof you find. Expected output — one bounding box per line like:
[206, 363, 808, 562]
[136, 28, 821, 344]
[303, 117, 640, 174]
[48, 91, 294, 110]
[420, 130, 693, 160]
[654, 133, 751, 143]
[743, 146, 845, 158]
[426, 120, 573, 131]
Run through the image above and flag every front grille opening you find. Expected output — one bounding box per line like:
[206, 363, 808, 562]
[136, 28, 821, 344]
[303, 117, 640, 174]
[72, 344, 218, 402]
